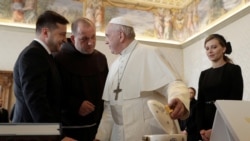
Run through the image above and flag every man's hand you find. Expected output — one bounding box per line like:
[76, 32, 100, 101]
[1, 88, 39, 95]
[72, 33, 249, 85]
[168, 98, 187, 119]
[79, 100, 95, 116]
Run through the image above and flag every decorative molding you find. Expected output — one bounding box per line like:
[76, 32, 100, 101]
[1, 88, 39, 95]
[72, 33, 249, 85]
[103, 0, 154, 11]
[107, 0, 192, 9]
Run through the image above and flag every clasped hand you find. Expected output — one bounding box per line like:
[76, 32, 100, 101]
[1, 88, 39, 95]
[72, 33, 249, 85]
[78, 100, 95, 116]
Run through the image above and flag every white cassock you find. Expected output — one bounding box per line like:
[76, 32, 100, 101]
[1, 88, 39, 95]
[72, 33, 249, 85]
[95, 40, 189, 141]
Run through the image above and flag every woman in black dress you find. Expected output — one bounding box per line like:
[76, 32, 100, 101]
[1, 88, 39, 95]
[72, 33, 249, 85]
[196, 34, 243, 141]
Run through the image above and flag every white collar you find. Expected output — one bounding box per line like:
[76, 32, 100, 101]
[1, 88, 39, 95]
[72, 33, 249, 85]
[34, 38, 52, 54]
[120, 40, 137, 56]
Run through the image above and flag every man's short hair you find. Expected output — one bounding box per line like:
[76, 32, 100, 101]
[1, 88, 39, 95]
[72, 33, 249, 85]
[36, 10, 69, 33]
[71, 17, 95, 35]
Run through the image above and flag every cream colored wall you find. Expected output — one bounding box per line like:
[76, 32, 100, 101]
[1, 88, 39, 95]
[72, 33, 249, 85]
[0, 24, 184, 111]
[183, 13, 250, 101]
[0, 25, 183, 73]
[0, 25, 118, 70]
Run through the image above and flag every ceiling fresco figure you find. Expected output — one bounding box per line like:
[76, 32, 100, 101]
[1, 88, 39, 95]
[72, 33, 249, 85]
[163, 9, 172, 40]
[153, 8, 164, 39]
[86, 0, 104, 31]
[22, 0, 37, 23]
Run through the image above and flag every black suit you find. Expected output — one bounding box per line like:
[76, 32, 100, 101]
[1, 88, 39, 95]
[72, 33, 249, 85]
[12, 40, 62, 123]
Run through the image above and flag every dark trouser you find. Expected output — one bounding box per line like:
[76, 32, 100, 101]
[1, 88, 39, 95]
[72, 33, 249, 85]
[62, 125, 97, 141]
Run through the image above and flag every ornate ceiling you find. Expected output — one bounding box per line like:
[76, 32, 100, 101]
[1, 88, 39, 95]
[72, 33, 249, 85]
[84, 0, 246, 43]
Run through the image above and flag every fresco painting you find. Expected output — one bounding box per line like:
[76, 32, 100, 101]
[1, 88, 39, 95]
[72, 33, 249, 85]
[0, 0, 245, 42]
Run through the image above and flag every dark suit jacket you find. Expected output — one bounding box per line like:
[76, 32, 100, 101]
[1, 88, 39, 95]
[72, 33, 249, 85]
[0, 108, 9, 123]
[12, 40, 62, 123]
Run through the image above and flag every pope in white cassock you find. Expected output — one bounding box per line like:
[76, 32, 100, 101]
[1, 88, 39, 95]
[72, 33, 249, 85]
[95, 16, 190, 141]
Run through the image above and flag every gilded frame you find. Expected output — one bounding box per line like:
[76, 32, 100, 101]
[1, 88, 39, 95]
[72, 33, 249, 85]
[0, 71, 13, 110]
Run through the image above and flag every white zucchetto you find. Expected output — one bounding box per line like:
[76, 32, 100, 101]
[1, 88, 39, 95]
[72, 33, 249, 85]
[109, 16, 133, 27]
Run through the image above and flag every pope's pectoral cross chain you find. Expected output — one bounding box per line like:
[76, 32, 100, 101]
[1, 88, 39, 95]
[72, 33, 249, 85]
[113, 82, 122, 100]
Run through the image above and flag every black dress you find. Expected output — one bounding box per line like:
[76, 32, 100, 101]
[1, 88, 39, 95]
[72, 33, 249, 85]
[196, 63, 243, 131]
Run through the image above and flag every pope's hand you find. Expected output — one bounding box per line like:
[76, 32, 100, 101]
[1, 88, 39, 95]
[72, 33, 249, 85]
[168, 98, 187, 119]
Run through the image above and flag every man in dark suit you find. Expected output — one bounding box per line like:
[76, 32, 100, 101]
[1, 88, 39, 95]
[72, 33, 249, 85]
[12, 10, 69, 123]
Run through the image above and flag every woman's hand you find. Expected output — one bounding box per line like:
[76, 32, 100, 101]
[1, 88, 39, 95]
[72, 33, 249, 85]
[200, 129, 212, 141]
